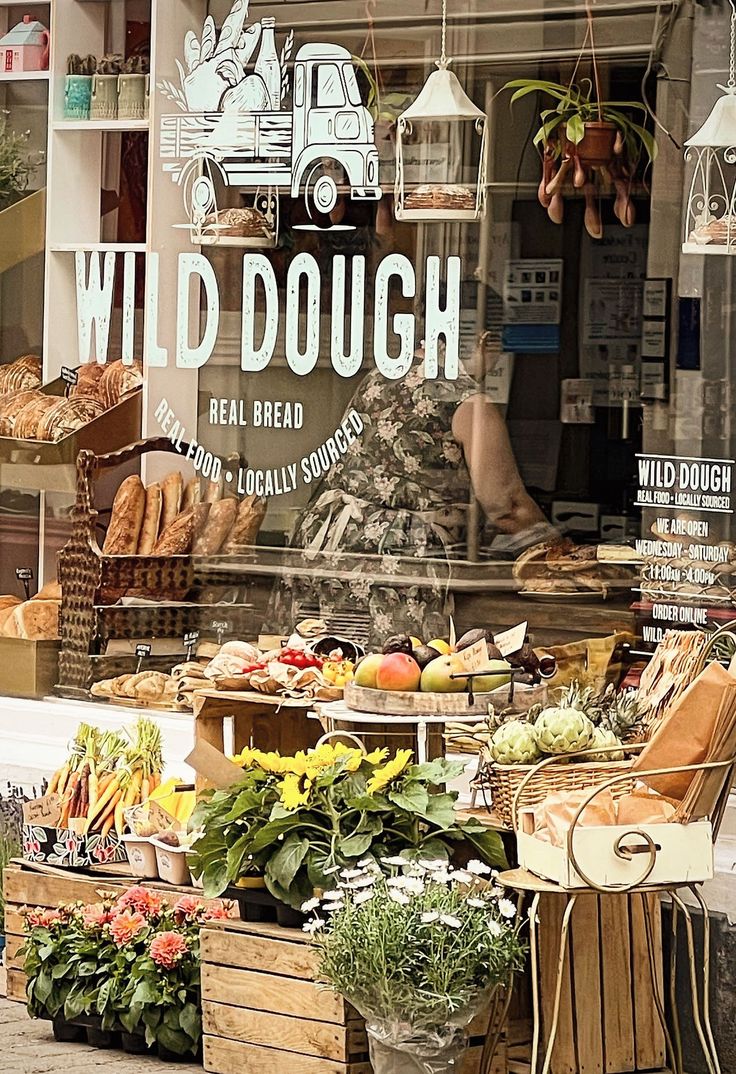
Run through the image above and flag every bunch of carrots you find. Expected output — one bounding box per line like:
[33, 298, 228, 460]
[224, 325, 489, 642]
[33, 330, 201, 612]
[47, 718, 163, 838]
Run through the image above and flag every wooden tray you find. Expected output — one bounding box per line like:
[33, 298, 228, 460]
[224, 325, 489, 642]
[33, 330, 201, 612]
[344, 680, 497, 716]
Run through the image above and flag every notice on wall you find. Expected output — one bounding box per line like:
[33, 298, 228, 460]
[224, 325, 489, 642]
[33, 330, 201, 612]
[635, 451, 735, 643]
[560, 378, 595, 423]
[503, 260, 563, 325]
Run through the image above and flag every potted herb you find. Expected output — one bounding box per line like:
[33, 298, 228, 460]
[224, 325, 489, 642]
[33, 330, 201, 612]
[304, 857, 526, 1074]
[188, 743, 507, 910]
[0, 114, 39, 212]
[64, 54, 96, 120]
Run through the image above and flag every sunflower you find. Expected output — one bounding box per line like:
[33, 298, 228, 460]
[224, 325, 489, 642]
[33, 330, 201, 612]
[252, 750, 288, 774]
[366, 749, 413, 795]
[364, 747, 389, 765]
[279, 772, 313, 810]
[231, 747, 258, 768]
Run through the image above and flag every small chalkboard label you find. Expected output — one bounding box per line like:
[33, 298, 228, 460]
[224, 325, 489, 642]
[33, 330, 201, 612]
[210, 619, 230, 644]
[61, 366, 79, 386]
[135, 643, 152, 658]
[15, 567, 33, 581]
[184, 630, 199, 647]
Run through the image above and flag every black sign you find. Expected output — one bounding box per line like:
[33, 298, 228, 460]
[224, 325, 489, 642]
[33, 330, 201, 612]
[60, 366, 79, 386]
[135, 643, 152, 658]
[184, 630, 200, 647]
[15, 568, 33, 581]
[210, 620, 229, 633]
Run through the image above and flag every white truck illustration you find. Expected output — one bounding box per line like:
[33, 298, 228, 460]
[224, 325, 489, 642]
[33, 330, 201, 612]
[159, 5, 382, 237]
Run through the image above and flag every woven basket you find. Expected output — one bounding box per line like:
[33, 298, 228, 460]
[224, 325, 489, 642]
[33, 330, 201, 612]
[476, 756, 635, 830]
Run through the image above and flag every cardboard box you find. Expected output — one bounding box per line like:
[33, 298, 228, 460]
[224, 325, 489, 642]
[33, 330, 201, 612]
[0, 638, 60, 698]
[517, 811, 714, 889]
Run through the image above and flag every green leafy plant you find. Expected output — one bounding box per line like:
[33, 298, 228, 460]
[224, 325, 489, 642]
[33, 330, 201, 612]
[0, 113, 39, 212]
[305, 857, 525, 1068]
[503, 78, 656, 164]
[352, 55, 414, 125]
[21, 888, 229, 1056]
[188, 743, 507, 908]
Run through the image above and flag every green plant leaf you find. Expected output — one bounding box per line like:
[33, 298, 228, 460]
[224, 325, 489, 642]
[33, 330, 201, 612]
[268, 833, 310, 890]
[565, 114, 585, 144]
[461, 827, 508, 870]
[132, 979, 159, 1006]
[33, 970, 52, 1007]
[419, 793, 457, 829]
[180, 1002, 201, 1044]
[202, 859, 230, 899]
[406, 759, 464, 784]
[389, 783, 429, 813]
[156, 1025, 193, 1056]
[340, 831, 375, 858]
[64, 989, 88, 1020]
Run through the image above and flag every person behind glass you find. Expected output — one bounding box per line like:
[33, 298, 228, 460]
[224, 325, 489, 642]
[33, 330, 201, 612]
[272, 332, 555, 644]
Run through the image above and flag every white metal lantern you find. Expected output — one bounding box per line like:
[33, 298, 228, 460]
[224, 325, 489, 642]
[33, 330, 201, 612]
[394, 0, 488, 222]
[683, 0, 736, 254]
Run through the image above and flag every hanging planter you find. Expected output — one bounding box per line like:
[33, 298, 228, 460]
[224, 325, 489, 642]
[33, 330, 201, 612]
[394, 0, 488, 223]
[682, 0, 736, 254]
[503, 0, 656, 239]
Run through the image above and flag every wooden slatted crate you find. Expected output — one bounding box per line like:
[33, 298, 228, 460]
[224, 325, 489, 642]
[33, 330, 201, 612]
[201, 919, 508, 1074]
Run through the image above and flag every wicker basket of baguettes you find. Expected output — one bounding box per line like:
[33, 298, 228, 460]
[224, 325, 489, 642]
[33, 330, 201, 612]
[56, 437, 267, 696]
[0, 354, 142, 458]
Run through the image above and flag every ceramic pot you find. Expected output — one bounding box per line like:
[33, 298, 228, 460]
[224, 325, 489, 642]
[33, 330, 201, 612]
[91, 74, 119, 121]
[564, 121, 617, 166]
[118, 73, 146, 120]
[64, 74, 93, 120]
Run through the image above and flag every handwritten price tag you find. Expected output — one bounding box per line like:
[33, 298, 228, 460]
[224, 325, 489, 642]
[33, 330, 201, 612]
[61, 366, 79, 386]
[135, 643, 152, 658]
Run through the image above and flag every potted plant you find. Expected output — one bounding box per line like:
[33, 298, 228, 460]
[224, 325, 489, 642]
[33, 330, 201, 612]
[0, 114, 39, 212]
[304, 857, 526, 1074]
[189, 743, 507, 911]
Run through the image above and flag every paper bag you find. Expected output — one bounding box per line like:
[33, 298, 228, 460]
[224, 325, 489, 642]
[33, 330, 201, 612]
[632, 662, 735, 801]
[534, 787, 617, 847]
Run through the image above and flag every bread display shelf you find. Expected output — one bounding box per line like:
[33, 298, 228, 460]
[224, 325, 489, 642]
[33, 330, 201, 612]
[93, 602, 256, 640]
[0, 373, 141, 471]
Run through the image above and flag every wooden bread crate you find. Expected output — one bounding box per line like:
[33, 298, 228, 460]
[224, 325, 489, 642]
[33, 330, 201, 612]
[0, 638, 60, 698]
[201, 919, 507, 1074]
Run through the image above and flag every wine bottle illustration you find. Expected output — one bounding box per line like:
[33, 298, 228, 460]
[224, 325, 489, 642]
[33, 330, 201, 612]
[255, 17, 281, 110]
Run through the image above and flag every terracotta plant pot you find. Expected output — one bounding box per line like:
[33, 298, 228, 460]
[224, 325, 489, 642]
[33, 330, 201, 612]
[564, 121, 617, 166]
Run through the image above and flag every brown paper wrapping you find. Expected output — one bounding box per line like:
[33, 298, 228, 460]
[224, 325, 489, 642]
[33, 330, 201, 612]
[545, 632, 632, 691]
[534, 788, 617, 847]
[632, 662, 735, 801]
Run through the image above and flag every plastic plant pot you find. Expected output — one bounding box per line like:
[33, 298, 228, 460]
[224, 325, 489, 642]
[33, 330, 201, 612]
[121, 834, 159, 879]
[152, 838, 191, 885]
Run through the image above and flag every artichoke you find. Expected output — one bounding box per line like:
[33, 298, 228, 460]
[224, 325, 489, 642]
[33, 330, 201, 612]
[533, 706, 594, 755]
[586, 726, 624, 762]
[490, 720, 542, 765]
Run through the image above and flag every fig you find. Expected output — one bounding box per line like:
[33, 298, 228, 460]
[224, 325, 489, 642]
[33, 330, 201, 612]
[508, 642, 540, 674]
[382, 633, 413, 656]
[155, 830, 180, 847]
[487, 643, 504, 662]
[412, 645, 440, 670]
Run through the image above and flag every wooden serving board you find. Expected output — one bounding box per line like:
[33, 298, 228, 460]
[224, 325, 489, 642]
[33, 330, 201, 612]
[344, 681, 496, 716]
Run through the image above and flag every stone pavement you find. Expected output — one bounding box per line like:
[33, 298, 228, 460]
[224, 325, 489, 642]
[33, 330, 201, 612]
[0, 997, 203, 1074]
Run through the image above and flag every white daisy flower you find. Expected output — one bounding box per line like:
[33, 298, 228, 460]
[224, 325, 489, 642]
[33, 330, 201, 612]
[322, 889, 344, 901]
[302, 918, 325, 934]
[498, 899, 517, 919]
[421, 911, 440, 924]
[467, 897, 487, 909]
[323, 864, 341, 875]
[467, 860, 492, 876]
[356, 858, 373, 868]
[301, 898, 320, 913]
[488, 920, 503, 937]
[344, 875, 375, 890]
[399, 876, 425, 896]
[383, 855, 408, 867]
[324, 901, 345, 913]
[354, 890, 374, 905]
[418, 859, 445, 871]
[340, 868, 365, 879]
[450, 869, 472, 885]
[439, 914, 462, 929]
[388, 890, 411, 906]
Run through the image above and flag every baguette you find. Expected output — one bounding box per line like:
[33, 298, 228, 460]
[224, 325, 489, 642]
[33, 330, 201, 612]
[137, 483, 162, 554]
[223, 495, 267, 552]
[193, 498, 236, 555]
[153, 508, 194, 555]
[160, 472, 184, 531]
[103, 476, 146, 555]
[182, 477, 201, 511]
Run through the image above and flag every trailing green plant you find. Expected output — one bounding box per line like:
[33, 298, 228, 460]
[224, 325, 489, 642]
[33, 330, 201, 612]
[503, 78, 656, 164]
[352, 55, 414, 125]
[0, 114, 39, 212]
[188, 743, 507, 908]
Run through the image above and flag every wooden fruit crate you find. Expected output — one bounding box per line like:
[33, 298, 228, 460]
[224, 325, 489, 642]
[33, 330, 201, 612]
[201, 919, 508, 1074]
[2, 860, 216, 1005]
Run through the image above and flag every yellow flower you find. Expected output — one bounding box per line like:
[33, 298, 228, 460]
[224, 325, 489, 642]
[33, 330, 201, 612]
[364, 747, 389, 766]
[231, 747, 257, 768]
[366, 749, 414, 795]
[252, 750, 288, 774]
[279, 773, 312, 811]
